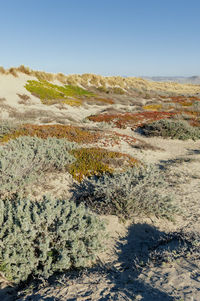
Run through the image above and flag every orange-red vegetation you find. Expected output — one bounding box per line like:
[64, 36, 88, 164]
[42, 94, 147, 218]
[0, 124, 101, 144]
[88, 112, 176, 129]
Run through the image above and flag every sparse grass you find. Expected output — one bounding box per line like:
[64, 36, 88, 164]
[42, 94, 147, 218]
[0, 66, 6, 74]
[140, 119, 200, 140]
[17, 94, 32, 105]
[97, 86, 109, 93]
[8, 68, 18, 77]
[111, 87, 125, 94]
[68, 147, 139, 182]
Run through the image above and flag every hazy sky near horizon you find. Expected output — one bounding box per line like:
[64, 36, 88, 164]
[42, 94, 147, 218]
[0, 0, 200, 76]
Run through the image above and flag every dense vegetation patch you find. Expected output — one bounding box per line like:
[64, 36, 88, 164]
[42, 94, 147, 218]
[25, 80, 94, 105]
[72, 165, 177, 221]
[139, 119, 200, 140]
[25, 80, 113, 105]
[88, 112, 176, 129]
[0, 124, 101, 144]
[0, 136, 76, 197]
[68, 147, 139, 182]
[0, 196, 106, 284]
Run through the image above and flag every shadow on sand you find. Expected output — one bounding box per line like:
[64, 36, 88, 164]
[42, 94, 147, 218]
[1, 223, 184, 301]
[100, 223, 175, 301]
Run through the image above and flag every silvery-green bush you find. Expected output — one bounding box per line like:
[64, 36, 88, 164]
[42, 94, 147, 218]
[0, 196, 106, 284]
[0, 120, 20, 138]
[73, 165, 177, 220]
[140, 119, 200, 140]
[0, 136, 77, 197]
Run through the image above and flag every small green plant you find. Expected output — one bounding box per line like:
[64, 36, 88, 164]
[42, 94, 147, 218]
[73, 165, 178, 220]
[0, 136, 77, 197]
[140, 119, 200, 140]
[0, 196, 106, 284]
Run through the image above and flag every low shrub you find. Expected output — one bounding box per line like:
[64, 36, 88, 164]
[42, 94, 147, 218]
[140, 119, 200, 140]
[0, 136, 76, 197]
[0, 196, 106, 284]
[72, 165, 178, 221]
[0, 120, 20, 139]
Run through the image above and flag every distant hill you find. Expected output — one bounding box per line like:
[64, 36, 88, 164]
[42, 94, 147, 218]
[143, 76, 200, 84]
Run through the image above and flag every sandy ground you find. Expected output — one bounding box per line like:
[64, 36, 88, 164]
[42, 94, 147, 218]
[0, 73, 200, 300]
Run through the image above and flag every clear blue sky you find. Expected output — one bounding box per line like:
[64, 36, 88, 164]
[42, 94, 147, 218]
[0, 0, 200, 76]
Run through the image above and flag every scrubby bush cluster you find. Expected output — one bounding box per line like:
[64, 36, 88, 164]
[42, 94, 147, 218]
[140, 119, 200, 140]
[0, 136, 76, 197]
[72, 165, 177, 220]
[0, 196, 106, 284]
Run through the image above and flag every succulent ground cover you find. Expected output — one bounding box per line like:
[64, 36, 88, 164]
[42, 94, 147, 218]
[25, 80, 114, 106]
[88, 111, 176, 129]
[25, 80, 94, 106]
[0, 124, 102, 144]
[68, 147, 139, 182]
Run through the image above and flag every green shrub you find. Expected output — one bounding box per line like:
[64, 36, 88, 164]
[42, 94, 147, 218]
[72, 165, 178, 221]
[0, 136, 77, 197]
[140, 119, 200, 140]
[0, 196, 106, 284]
